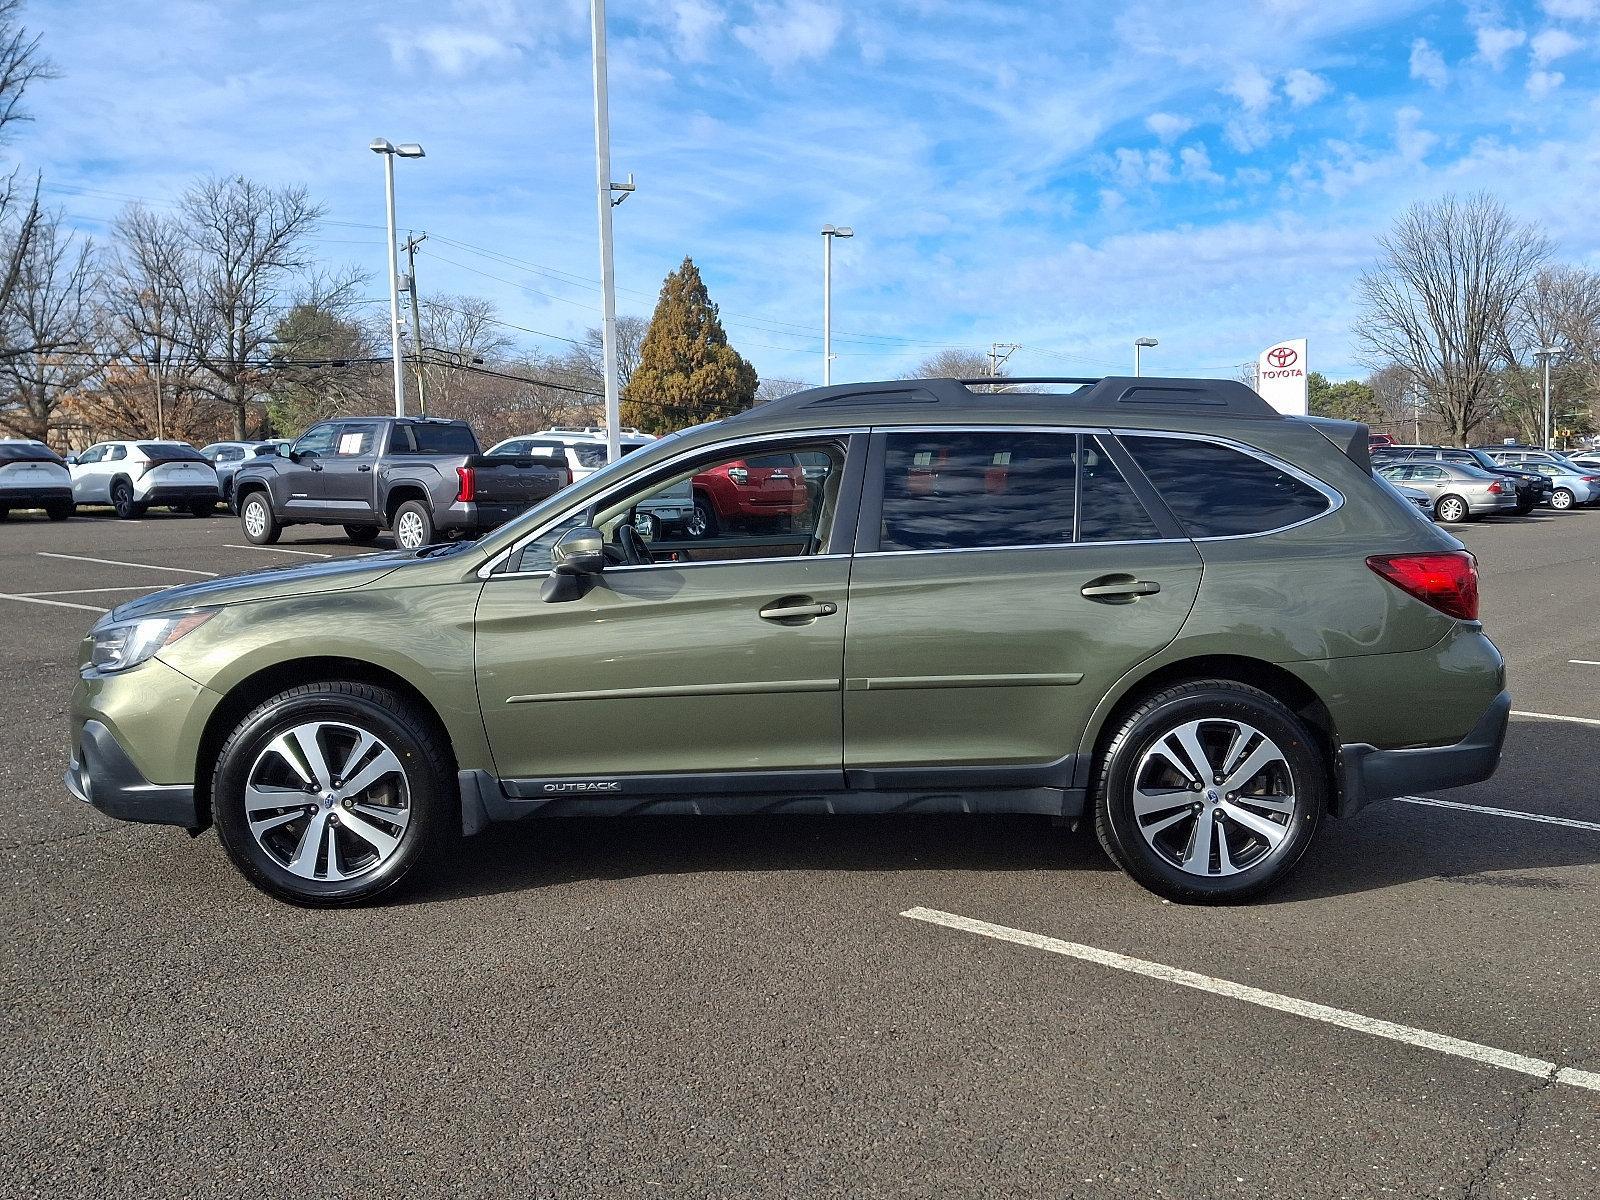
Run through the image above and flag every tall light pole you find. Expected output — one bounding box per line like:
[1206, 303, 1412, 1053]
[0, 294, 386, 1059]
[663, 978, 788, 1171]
[1134, 336, 1158, 377]
[1535, 345, 1562, 450]
[370, 138, 425, 418]
[590, 0, 625, 463]
[821, 224, 853, 385]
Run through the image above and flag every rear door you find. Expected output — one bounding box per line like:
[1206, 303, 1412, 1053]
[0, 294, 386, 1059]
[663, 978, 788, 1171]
[842, 428, 1203, 786]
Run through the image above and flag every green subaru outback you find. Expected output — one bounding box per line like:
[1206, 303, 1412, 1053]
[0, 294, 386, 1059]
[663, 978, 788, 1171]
[64, 377, 1508, 905]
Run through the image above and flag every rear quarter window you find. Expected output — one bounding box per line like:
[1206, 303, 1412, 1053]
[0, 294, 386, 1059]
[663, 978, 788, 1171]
[390, 424, 479, 455]
[1123, 436, 1332, 538]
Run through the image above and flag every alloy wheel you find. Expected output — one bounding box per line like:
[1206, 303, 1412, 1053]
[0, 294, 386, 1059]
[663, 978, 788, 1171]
[244, 720, 411, 882]
[1130, 718, 1298, 878]
[243, 499, 267, 538]
[396, 509, 426, 549]
[1438, 497, 1466, 522]
[1552, 489, 1573, 511]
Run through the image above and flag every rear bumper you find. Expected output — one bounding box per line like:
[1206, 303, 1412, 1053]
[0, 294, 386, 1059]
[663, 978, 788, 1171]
[1337, 689, 1510, 818]
[143, 484, 220, 504]
[434, 499, 536, 535]
[65, 718, 199, 828]
[0, 485, 72, 506]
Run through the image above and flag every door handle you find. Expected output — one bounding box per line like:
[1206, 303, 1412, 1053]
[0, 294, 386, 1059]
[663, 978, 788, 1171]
[1080, 576, 1161, 602]
[759, 597, 838, 622]
[357, 465, 372, 472]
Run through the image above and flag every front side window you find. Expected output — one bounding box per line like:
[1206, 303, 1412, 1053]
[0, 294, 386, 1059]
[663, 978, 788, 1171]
[1123, 436, 1331, 538]
[75, 445, 105, 465]
[294, 424, 338, 456]
[878, 431, 1078, 551]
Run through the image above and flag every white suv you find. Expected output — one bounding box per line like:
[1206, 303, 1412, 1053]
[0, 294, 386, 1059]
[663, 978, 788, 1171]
[68, 440, 221, 519]
[0, 439, 75, 521]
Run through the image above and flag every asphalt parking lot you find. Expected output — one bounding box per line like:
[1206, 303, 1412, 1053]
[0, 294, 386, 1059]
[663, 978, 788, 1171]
[2, 506, 1599, 1199]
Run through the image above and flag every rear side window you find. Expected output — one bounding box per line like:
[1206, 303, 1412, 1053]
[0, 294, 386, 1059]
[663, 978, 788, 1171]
[571, 443, 609, 468]
[137, 443, 207, 464]
[0, 442, 63, 464]
[390, 423, 478, 455]
[1123, 436, 1331, 538]
[879, 431, 1078, 551]
[1078, 437, 1160, 541]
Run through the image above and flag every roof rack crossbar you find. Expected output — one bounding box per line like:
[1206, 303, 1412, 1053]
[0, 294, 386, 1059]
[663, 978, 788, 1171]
[954, 376, 1101, 386]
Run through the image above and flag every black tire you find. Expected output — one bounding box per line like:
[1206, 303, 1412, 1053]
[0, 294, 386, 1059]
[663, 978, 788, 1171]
[1093, 679, 1327, 904]
[1514, 500, 1535, 516]
[1434, 494, 1468, 523]
[343, 524, 380, 544]
[687, 494, 719, 539]
[391, 499, 434, 551]
[239, 490, 281, 544]
[46, 502, 73, 521]
[0, 506, 9, 521]
[187, 501, 214, 517]
[1551, 487, 1574, 511]
[211, 680, 455, 907]
[111, 477, 145, 520]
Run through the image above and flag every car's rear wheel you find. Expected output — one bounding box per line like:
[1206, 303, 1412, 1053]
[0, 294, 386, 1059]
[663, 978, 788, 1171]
[392, 500, 433, 551]
[1093, 680, 1326, 903]
[111, 478, 145, 520]
[686, 495, 719, 539]
[0, 506, 9, 521]
[212, 681, 454, 906]
[1435, 494, 1468, 523]
[344, 524, 380, 544]
[187, 501, 213, 517]
[1551, 487, 1575, 511]
[239, 491, 281, 544]
[46, 501, 74, 521]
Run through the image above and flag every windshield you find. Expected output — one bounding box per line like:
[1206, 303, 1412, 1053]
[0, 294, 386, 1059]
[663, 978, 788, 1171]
[138, 443, 209, 464]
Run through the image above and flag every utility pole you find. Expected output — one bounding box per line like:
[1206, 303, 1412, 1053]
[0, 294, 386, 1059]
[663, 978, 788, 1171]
[147, 349, 164, 440]
[590, 0, 623, 463]
[988, 342, 1020, 392]
[402, 232, 428, 417]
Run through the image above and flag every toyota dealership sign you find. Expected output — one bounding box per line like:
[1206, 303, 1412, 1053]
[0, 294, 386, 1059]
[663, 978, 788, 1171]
[1256, 338, 1308, 415]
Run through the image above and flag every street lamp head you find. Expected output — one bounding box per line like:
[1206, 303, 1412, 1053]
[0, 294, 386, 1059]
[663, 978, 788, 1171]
[821, 224, 854, 238]
[1135, 336, 1159, 348]
[395, 143, 425, 158]
[369, 137, 394, 154]
[1537, 344, 1563, 358]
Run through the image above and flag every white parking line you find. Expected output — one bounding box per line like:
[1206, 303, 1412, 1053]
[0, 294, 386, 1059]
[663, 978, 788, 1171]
[1398, 794, 1600, 833]
[36, 552, 217, 577]
[1568, 660, 1600, 667]
[1511, 709, 1600, 727]
[17, 586, 164, 597]
[223, 544, 332, 558]
[0, 592, 108, 613]
[901, 907, 1600, 1094]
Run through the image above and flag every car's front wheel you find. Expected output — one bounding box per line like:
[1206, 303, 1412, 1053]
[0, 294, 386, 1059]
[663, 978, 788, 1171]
[1093, 680, 1326, 903]
[212, 681, 454, 906]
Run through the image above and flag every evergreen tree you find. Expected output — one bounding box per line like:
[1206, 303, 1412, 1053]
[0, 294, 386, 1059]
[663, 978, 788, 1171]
[622, 257, 757, 433]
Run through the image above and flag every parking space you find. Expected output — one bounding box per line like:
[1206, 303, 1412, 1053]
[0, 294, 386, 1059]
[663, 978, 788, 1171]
[3, 508, 1599, 1198]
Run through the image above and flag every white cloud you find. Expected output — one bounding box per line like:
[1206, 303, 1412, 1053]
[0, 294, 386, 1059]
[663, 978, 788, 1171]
[1283, 68, 1332, 107]
[1223, 64, 1275, 112]
[1107, 146, 1173, 187]
[390, 28, 518, 74]
[1409, 38, 1448, 88]
[1145, 112, 1193, 142]
[1527, 68, 1566, 97]
[1475, 25, 1527, 69]
[1099, 188, 1125, 212]
[645, 0, 724, 62]
[1224, 114, 1274, 154]
[732, 1, 843, 69]
[1179, 144, 1223, 184]
[1540, 0, 1598, 18]
[1531, 28, 1584, 64]
[1394, 106, 1437, 161]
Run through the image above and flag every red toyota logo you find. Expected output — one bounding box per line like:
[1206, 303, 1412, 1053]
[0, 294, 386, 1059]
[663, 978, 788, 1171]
[1267, 346, 1297, 369]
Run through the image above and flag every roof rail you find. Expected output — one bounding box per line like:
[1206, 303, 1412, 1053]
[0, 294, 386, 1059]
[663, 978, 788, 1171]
[954, 376, 1100, 386]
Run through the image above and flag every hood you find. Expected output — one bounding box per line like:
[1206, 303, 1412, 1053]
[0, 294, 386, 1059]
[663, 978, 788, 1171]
[109, 548, 423, 621]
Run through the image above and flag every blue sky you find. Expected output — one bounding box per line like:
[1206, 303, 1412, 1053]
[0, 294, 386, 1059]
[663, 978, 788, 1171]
[17, 0, 1600, 384]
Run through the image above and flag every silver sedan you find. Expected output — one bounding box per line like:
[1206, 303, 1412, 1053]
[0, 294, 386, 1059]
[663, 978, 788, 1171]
[1376, 461, 1519, 522]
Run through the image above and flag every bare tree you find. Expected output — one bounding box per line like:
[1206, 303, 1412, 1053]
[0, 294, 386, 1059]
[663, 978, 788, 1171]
[0, 208, 104, 440]
[910, 348, 996, 379]
[558, 314, 647, 395]
[178, 176, 326, 438]
[1355, 192, 1550, 445]
[0, 0, 56, 363]
[104, 203, 194, 437]
[755, 376, 808, 404]
[418, 293, 515, 413]
[1496, 266, 1600, 443]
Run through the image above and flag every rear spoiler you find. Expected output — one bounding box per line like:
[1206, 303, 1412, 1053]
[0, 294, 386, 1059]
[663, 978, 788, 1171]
[1302, 416, 1372, 474]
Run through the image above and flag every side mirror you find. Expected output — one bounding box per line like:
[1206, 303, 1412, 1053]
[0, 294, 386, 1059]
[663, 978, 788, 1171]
[550, 525, 606, 576]
[64, 453, 78, 465]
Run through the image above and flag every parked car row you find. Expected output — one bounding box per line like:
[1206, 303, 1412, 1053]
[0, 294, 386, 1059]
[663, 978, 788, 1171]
[1371, 442, 1600, 522]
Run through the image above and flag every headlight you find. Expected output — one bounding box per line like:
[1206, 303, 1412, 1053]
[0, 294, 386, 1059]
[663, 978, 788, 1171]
[88, 610, 215, 673]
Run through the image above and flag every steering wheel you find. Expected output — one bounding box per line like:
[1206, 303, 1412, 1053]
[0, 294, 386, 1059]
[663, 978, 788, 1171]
[615, 522, 652, 566]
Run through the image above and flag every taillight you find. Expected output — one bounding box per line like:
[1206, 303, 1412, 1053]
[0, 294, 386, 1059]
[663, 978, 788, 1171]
[561, 467, 573, 488]
[1584, 476, 1599, 484]
[1367, 552, 1479, 621]
[1486, 481, 1502, 494]
[727, 464, 749, 485]
[455, 466, 475, 503]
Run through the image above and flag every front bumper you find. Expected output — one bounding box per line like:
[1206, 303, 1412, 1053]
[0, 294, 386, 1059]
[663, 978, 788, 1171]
[65, 718, 199, 828]
[1337, 688, 1510, 818]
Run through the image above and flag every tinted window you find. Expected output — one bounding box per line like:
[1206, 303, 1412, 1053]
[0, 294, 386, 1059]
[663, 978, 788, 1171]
[109, 445, 127, 461]
[0, 442, 63, 464]
[294, 424, 338, 456]
[571, 443, 608, 468]
[387, 423, 478, 455]
[1124, 436, 1331, 537]
[1078, 437, 1160, 541]
[137, 443, 209, 464]
[334, 424, 380, 456]
[879, 432, 1077, 551]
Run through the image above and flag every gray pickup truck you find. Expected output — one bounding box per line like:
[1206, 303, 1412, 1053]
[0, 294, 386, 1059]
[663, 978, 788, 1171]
[232, 416, 570, 549]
